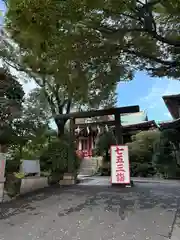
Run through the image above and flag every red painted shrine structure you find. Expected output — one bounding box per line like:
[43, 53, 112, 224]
[74, 116, 156, 158]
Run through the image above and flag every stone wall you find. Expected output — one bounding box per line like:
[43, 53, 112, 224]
[20, 177, 48, 194]
[0, 183, 4, 203]
[0, 178, 5, 203]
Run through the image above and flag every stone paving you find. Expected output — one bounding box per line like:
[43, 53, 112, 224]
[0, 179, 180, 239]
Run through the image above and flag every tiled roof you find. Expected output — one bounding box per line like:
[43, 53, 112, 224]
[121, 111, 147, 126]
[123, 120, 156, 129]
[159, 118, 180, 129]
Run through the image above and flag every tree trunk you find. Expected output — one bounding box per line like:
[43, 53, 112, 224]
[19, 145, 23, 159]
[0, 144, 8, 153]
[105, 150, 109, 161]
[55, 118, 67, 138]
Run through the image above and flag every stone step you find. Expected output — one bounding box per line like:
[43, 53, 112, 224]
[79, 170, 96, 175]
[80, 164, 98, 170]
[79, 158, 101, 176]
[79, 164, 97, 169]
[80, 164, 97, 168]
[80, 160, 98, 166]
[80, 166, 97, 171]
[79, 167, 97, 171]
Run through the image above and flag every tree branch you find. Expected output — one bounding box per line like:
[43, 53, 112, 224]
[123, 48, 177, 66]
[138, 0, 162, 8]
[3, 58, 45, 87]
[41, 77, 57, 115]
[102, 0, 180, 48]
[66, 99, 72, 114]
[133, 0, 180, 47]
[100, 18, 180, 48]
[53, 83, 64, 114]
[99, 25, 145, 35]
[149, 31, 180, 47]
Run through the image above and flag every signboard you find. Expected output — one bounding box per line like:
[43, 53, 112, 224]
[85, 118, 93, 123]
[0, 153, 6, 179]
[20, 160, 40, 176]
[110, 145, 130, 184]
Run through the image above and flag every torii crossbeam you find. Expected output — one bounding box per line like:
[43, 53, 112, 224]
[55, 105, 140, 144]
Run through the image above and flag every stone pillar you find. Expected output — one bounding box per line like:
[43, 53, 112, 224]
[68, 118, 75, 173]
[78, 139, 82, 150]
[0, 153, 6, 203]
[0, 181, 5, 202]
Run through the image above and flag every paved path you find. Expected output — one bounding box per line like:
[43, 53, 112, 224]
[78, 175, 180, 185]
[0, 180, 180, 239]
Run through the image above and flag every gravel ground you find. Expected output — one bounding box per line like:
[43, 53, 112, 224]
[0, 179, 180, 240]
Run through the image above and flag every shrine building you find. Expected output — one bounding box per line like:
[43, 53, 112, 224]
[75, 111, 157, 158]
[159, 94, 180, 130]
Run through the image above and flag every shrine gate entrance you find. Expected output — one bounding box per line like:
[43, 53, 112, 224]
[55, 106, 139, 181]
[55, 105, 140, 145]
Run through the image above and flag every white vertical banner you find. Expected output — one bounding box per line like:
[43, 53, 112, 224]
[0, 153, 6, 179]
[111, 145, 130, 184]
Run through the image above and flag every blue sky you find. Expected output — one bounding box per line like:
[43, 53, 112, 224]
[117, 72, 180, 122]
[1, 1, 180, 122]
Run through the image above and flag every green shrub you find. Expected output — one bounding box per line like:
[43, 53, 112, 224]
[40, 171, 50, 177]
[40, 137, 81, 178]
[5, 150, 21, 174]
[174, 167, 180, 179]
[95, 131, 116, 156]
[5, 174, 21, 197]
[14, 172, 25, 179]
[153, 129, 180, 179]
[127, 130, 160, 177]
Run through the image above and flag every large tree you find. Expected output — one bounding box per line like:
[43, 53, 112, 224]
[2, 0, 135, 136]
[0, 67, 24, 151]
[4, 0, 180, 79]
[22, 87, 51, 126]
[9, 88, 55, 162]
[97, 0, 180, 78]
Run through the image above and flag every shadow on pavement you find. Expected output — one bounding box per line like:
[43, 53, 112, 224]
[0, 183, 180, 224]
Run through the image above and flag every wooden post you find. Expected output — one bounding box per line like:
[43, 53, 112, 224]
[68, 118, 75, 173]
[114, 112, 123, 144]
[59, 118, 77, 185]
[70, 118, 75, 140]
